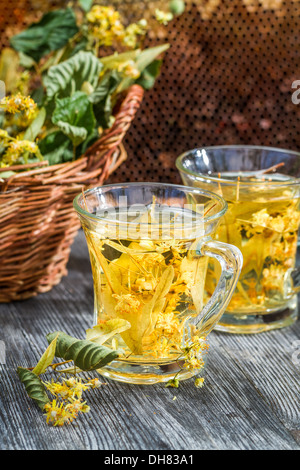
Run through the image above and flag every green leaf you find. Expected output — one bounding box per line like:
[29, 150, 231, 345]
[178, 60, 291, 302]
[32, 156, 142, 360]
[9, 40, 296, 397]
[17, 367, 50, 411]
[46, 331, 119, 371]
[0, 170, 16, 179]
[43, 51, 103, 102]
[80, 128, 98, 153]
[52, 91, 96, 147]
[89, 70, 121, 105]
[31, 334, 58, 376]
[100, 50, 139, 70]
[136, 59, 162, 90]
[88, 70, 122, 128]
[23, 107, 46, 141]
[79, 0, 94, 12]
[38, 130, 73, 165]
[95, 94, 113, 129]
[10, 9, 79, 63]
[18, 51, 36, 68]
[68, 36, 90, 58]
[135, 44, 170, 73]
[30, 86, 45, 108]
[56, 123, 87, 148]
[115, 44, 169, 93]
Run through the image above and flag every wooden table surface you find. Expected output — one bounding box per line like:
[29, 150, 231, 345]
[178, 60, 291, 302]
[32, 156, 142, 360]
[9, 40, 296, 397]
[1, 230, 299, 451]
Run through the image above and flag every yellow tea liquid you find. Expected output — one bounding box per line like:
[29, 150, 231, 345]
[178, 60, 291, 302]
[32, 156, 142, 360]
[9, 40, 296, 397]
[205, 172, 300, 315]
[83, 206, 208, 363]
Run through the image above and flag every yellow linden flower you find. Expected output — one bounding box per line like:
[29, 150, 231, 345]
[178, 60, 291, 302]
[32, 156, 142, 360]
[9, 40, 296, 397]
[117, 60, 140, 79]
[0, 93, 37, 118]
[262, 265, 285, 291]
[66, 398, 90, 416]
[87, 5, 148, 49]
[166, 377, 179, 388]
[1, 138, 41, 166]
[282, 206, 300, 232]
[42, 378, 94, 426]
[87, 5, 125, 46]
[135, 276, 157, 292]
[156, 312, 180, 335]
[43, 379, 73, 399]
[194, 377, 205, 388]
[2, 141, 24, 165]
[184, 354, 204, 371]
[113, 293, 141, 316]
[123, 21, 148, 49]
[138, 252, 165, 268]
[86, 378, 103, 388]
[64, 377, 90, 397]
[251, 208, 271, 229]
[87, 5, 120, 24]
[0, 129, 8, 138]
[44, 377, 90, 400]
[44, 400, 73, 427]
[269, 216, 285, 233]
[20, 140, 39, 154]
[155, 9, 174, 25]
[251, 206, 300, 235]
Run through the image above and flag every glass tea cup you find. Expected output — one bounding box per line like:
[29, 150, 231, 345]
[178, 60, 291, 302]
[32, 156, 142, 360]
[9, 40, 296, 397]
[73, 183, 242, 384]
[176, 145, 300, 334]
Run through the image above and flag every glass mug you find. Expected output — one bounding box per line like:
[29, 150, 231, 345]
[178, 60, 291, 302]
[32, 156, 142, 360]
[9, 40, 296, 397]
[73, 183, 242, 384]
[176, 145, 300, 334]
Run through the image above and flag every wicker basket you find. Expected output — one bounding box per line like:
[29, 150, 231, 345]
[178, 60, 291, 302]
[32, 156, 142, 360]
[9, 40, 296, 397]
[0, 84, 144, 302]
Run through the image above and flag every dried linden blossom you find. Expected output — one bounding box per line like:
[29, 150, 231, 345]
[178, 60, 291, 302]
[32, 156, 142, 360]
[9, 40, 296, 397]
[165, 335, 209, 388]
[155, 9, 174, 25]
[0, 136, 42, 167]
[0, 93, 37, 118]
[208, 194, 300, 313]
[43, 377, 103, 427]
[0, 93, 42, 167]
[86, 5, 148, 50]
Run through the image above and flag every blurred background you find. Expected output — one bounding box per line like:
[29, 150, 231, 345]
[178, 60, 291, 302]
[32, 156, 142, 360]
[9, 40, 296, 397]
[1, 0, 299, 184]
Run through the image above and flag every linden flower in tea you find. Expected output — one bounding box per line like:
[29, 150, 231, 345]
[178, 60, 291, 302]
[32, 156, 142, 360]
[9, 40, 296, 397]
[82, 199, 208, 367]
[205, 175, 300, 314]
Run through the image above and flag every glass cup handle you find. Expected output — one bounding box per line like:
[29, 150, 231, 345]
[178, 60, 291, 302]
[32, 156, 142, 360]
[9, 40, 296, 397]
[192, 239, 243, 336]
[284, 266, 300, 298]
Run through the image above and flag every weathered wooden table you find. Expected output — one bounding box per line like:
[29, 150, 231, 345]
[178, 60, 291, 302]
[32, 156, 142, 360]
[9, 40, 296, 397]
[0, 230, 299, 451]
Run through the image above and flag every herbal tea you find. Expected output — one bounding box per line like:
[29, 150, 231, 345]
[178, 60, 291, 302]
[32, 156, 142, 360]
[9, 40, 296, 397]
[74, 183, 242, 383]
[205, 172, 300, 316]
[83, 205, 208, 363]
[176, 146, 300, 333]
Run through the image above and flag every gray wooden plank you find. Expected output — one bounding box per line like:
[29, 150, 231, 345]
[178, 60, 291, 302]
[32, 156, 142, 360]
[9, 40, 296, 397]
[210, 326, 300, 433]
[0, 230, 299, 450]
